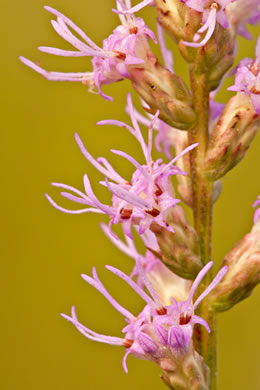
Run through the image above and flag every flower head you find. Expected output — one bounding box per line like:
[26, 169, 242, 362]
[228, 36, 260, 114]
[20, 3, 156, 101]
[62, 261, 228, 371]
[46, 94, 197, 237]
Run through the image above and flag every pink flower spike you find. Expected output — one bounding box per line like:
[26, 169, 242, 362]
[47, 95, 184, 236]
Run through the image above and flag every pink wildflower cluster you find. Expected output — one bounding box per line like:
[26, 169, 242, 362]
[62, 260, 227, 372]
[20, 2, 156, 101]
[46, 93, 197, 237]
[19, 0, 260, 385]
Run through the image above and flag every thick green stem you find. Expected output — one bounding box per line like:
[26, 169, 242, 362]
[188, 71, 212, 265]
[188, 69, 216, 389]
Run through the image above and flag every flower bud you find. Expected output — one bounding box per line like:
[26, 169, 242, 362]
[155, 0, 235, 88]
[161, 350, 209, 390]
[129, 53, 196, 130]
[205, 94, 260, 181]
[155, 0, 190, 42]
[210, 221, 260, 312]
[150, 205, 202, 279]
[180, 26, 235, 91]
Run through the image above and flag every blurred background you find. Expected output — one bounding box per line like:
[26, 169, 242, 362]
[1, 1, 260, 389]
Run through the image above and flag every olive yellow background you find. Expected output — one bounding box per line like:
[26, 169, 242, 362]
[2, 1, 260, 389]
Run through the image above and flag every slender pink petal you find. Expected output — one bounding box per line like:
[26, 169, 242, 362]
[191, 315, 211, 333]
[83, 174, 116, 216]
[147, 110, 159, 165]
[61, 308, 124, 345]
[122, 349, 131, 373]
[113, 0, 153, 14]
[157, 23, 174, 73]
[81, 268, 136, 321]
[127, 93, 148, 157]
[100, 223, 138, 258]
[193, 265, 228, 309]
[19, 56, 88, 81]
[136, 257, 162, 307]
[38, 46, 95, 57]
[75, 133, 125, 183]
[44, 6, 101, 51]
[110, 149, 151, 181]
[182, 8, 217, 48]
[106, 265, 156, 307]
[157, 143, 198, 177]
[45, 194, 103, 214]
[186, 262, 214, 307]
[105, 179, 151, 209]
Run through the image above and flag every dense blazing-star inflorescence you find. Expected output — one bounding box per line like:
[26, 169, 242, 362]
[20, 0, 260, 389]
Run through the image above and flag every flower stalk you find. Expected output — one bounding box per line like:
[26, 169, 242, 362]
[188, 68, 216, 388]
